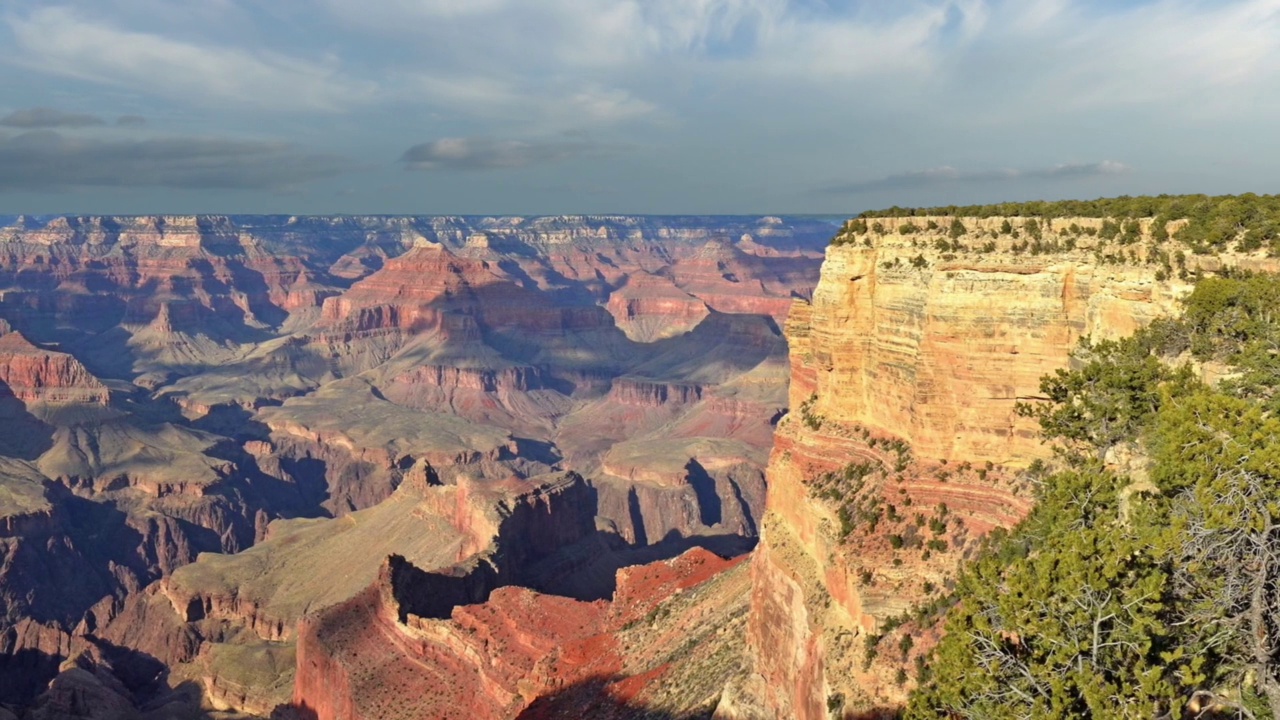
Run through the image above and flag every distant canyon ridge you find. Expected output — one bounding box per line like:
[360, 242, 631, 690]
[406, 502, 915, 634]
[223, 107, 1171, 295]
[0, 214, 834, 718]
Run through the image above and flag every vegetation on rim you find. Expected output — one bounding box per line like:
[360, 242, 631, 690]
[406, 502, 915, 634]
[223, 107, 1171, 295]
[833, 193, 1280, 257]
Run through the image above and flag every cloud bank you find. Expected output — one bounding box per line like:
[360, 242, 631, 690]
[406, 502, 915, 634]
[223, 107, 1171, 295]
[0, 131, 352, 191]
[826, 161, 1131, 194]
[6, 7, 376, 112]
[0, 1, 1276, 212]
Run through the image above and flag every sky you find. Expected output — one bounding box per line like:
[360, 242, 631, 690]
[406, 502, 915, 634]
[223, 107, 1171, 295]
[1, 0, 1278, 215]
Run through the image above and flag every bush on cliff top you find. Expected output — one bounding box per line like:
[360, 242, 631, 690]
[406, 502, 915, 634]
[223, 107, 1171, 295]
[838, 193, 1280, 254]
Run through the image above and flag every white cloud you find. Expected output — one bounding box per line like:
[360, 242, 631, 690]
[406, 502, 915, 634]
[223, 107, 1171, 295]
[313, 0, 971, 135]
[358, 0, 1280, 118]
[566, 86, 657, 124]
[9, 1, 1278, 125]
[401, 136, 603, 171]
[324, 0, 964, 77]
[3, 0, 1280, 210]
[5, 6, 377, 112]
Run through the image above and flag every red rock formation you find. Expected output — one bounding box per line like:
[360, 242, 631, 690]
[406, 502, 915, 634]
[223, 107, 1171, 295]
[667, 240, 807, 321]
[0, 216, 324, 336]
[392, 365, 546, 394]
[0, 215, 827, 344]
[378, 364, 570, 439]
[0, 214, 833, 717]
[159, 471, 597, 665]
[665, 395, 783, 450]
[318, 243, 607, 339]
[293, 548, 744, 720]
[605, 274, 710, 342]
[608, 377, 704, 407]
[258, 411, 534, 513]
[0, 333, 108, 404]
[94, 586, 203, 669]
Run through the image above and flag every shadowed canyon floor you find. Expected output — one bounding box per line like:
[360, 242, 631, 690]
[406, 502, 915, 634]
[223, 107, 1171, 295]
[0, 215, 831, 717]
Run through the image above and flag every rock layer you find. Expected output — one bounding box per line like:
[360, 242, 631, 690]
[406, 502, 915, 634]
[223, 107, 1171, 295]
[0, 333, 109, 405]
[747, 218, 1280, 718]
[796, 228, 1184, 467]
[293, 547, 748, 720]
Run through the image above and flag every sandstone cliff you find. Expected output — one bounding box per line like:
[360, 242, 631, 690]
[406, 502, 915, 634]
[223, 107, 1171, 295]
[746, 217, 1280, 718]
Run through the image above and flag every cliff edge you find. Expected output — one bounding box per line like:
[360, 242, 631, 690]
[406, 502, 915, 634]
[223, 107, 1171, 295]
[747, 215, 1280, 719]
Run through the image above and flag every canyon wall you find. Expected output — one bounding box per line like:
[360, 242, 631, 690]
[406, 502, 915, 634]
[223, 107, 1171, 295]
[792, 219, 1193, 467]
[293, 547, 749, 720]
[747, 217, 1280, 719]
[0, 332, 109, 405]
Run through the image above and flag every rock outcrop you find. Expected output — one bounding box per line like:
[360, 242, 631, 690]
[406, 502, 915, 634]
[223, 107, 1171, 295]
[746, 218, 1280, 718]
[164, 471, 595, 640]
[796, 232, 1159, 468]
[149, 471, 615, 711]
[605, 274, 711, 342]
[293, 547, 749, 720]
[0, 332, 109, 405]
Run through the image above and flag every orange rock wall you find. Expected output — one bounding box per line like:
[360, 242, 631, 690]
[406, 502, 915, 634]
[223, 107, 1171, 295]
[749, 218, 1279, 719]
[796, 224, 1194, 468]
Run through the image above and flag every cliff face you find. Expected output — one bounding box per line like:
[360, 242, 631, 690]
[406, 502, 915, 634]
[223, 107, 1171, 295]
[162, 471, 594, 644]
[0, 332, 109, 405]
[315, 243, 608, 342]
[0, 216, 324, 359]
[293, 547, 748, 720]
[604, 273, 711, 342]
[795, 221, 1195, 468]
[748, 218, 1280, 718]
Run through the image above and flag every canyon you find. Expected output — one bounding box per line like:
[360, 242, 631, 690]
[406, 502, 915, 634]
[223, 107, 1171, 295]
[0, 214, 829, 718]
[1, 209, 1262, 719]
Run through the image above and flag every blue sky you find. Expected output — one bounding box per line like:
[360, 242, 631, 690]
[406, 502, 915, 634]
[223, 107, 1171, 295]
[1, 0, 1278, 214]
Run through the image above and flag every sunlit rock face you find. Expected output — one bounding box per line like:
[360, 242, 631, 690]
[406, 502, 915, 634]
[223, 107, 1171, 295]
[746, 218, 1280, 718]
[0, 331, 109, 405]
[292, 546, 748, 720]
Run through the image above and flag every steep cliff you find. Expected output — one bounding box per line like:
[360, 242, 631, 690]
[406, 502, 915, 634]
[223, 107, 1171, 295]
[151, 471, 605, 711]
[0, 332, 109, 405]
[293, 547, 749, 720]
[747, 217, 1280, 718]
